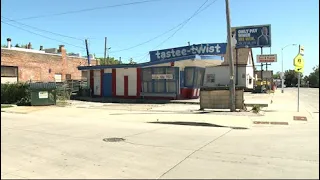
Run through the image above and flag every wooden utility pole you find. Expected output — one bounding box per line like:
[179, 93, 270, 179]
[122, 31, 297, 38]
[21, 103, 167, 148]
[104, 37, 107, 65]
[85, 39, 90, 66]
[225, 0, 236, 112]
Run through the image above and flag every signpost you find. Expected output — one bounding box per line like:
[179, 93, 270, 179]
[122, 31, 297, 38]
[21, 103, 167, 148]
[257, 54, 277, 63]
[293, 45, 305, 112]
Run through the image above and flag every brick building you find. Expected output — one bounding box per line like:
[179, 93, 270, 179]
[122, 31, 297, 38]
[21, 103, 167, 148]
[1, 38, 97, 83]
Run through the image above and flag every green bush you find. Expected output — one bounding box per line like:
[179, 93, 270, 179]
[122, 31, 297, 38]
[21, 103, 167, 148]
[252, 105, 261, 114]
[1, 82, 31, 106]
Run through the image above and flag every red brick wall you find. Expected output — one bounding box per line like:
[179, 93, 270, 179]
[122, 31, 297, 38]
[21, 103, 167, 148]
[1, 48, 96, 82]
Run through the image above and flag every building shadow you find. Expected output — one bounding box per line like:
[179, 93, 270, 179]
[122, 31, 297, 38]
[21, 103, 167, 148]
[148, 121, 248, 130]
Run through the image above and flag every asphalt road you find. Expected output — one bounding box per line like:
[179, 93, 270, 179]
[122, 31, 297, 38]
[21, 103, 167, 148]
[284, 87, 319, 114]
[1, 105, 319, 179]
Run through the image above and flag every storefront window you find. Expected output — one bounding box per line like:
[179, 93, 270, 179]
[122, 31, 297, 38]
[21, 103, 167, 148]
[154, 80, 165, 93]
[185, 68, 194, 87]
[166, 81, 176, 92]
[142, 68, 152, 81]
[166, 67, 175, 80]
[194, 68, 204, 87]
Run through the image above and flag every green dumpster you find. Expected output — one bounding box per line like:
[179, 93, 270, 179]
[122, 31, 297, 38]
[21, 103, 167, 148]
[30, 82, 57, 106]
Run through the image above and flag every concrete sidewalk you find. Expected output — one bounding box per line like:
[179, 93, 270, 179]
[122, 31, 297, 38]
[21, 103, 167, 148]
[250, 90, 313, 126]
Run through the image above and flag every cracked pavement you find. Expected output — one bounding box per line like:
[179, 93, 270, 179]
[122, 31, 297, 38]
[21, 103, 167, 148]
[1, 88, 319, 179]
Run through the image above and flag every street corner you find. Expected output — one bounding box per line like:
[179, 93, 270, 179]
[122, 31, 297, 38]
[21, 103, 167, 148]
[1, 105, 57, 114]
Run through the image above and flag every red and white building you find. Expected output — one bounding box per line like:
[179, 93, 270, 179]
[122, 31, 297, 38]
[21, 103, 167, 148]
[79, 55, 224, 99]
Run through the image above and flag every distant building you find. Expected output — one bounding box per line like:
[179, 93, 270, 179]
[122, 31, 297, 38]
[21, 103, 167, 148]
[203, 48, 255, 91]
[1, 38, 97, 83]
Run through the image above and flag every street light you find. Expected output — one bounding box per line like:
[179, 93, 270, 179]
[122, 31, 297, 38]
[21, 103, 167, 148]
[281, 44, 297, 93]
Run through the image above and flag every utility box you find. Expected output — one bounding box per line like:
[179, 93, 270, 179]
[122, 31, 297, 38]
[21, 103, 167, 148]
[200, 86, 245, 110]
[30, 82, 57, 106]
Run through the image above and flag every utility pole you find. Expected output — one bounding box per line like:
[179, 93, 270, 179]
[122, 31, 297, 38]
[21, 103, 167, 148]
[85, 39, 90, 66]
[104, 37, 107, 65]
[225, 0, 236, 112]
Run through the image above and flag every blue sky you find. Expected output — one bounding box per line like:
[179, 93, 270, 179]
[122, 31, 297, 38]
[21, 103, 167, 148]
[1, 0, 319, 75]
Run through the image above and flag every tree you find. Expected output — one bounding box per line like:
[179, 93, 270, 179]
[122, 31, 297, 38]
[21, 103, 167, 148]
[97, 57, 121, 65]
[129, 58, 137, 64]
[14, 44, 20, 47]
[1, 44, 7, 48]
[305, 65, 319, 88]
[273, 71, 281, 79]
[284, 70, 303, 87]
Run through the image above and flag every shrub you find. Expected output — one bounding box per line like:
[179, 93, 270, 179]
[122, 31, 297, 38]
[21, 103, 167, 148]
[252, 105, 261, 114]
[1, 82, 31, 105]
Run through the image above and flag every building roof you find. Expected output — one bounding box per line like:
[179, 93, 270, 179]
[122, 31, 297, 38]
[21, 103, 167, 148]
[78, 55, 224, 70]
[221, 48, 254, 66]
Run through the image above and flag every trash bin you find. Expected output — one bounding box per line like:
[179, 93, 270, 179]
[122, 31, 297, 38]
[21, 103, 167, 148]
[30, 82, 57, 106]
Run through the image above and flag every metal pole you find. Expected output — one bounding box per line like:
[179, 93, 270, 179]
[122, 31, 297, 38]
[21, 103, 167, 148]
[104, 37, 107, 65]
[225, 0, 236, 112]
[261, 47, 263, 83]
[281, 48, 284, 93]
[106, 38, 109, 65]
[298, 72, 300, 112]
[85, 39, 90, 66]
[235, 48, 238, 85]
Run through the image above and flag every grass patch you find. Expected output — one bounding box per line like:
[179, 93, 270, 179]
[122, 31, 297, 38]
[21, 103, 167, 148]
[1, 105, 14, 108]
[56, 100, 70, 107]
[252, 105, 262, 114]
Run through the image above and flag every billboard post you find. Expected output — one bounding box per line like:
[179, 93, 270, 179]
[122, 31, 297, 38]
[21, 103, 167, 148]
[225, 0, 236, 112]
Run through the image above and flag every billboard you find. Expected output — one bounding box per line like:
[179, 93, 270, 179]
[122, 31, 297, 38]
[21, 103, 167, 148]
[232, 24, 271, 48]
[149, 43, 227, 62]
[257, 54, 277, 63]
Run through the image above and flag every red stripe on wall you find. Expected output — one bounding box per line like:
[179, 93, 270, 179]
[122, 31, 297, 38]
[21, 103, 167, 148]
[112, 69, 116, 97]
[90, 70, 94, 96]
[100, 69, 104, 97]
[124, 76, 128, 97]
[136, 68, 141, 97]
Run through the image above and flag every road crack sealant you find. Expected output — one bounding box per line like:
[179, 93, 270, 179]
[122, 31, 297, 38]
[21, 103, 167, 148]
[157, 128, 233, 179]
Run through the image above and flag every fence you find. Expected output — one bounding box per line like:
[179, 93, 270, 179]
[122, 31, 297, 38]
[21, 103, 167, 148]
[29, 79, 88, 100]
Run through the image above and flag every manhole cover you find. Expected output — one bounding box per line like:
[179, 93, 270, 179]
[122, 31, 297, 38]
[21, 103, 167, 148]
[103, 138, 125, 142]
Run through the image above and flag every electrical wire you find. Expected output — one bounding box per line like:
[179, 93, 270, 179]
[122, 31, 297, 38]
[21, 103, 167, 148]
[1, 20, 85, 50]
[153, 0, 218, 50]
[135, 0, 219, 63]
[1, 16, 84, 41]
[3, 0, 165, 22]
[109, 0, 216, 54]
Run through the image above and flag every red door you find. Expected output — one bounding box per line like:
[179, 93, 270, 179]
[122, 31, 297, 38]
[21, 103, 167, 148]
[124, 76, 128, 97]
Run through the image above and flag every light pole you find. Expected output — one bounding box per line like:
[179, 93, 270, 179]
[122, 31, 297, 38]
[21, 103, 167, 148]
[281, 44, 297, 93]
[107, 47, 111, 65]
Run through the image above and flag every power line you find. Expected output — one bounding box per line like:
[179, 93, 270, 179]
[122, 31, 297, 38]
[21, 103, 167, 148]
[136, 0, 219, 62]
[1, 16, 84, 41]
[1, 20, 85, 50]
[153, 0, 218, 50]
[109, 0, 215, 54]
[3, 0, 164, 22]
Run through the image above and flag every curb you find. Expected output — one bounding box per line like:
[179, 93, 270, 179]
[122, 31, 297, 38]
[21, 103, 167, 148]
[1, 110, 27, 114]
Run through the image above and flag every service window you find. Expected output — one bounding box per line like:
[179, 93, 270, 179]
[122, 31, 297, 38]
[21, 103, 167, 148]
[184, 68, 194, 87]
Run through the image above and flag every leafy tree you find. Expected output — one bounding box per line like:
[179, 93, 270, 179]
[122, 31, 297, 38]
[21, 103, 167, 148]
[305, 65, 319, 87]
[129, 58, 137, 64]
[97, 57, 121, 65]
[273, 71, 281, 79]
[284, 70, 303, 87]
[14, 44, 20, 47]
[1, 44, 7, 48]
